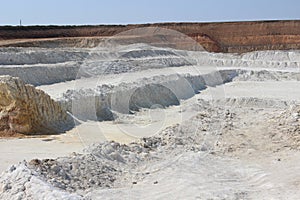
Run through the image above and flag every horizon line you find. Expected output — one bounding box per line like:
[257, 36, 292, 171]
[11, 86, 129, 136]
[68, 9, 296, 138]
[1, 18, 300, 27]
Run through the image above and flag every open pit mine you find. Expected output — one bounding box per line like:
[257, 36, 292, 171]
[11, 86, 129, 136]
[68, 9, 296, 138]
[0, 21, 299, 199]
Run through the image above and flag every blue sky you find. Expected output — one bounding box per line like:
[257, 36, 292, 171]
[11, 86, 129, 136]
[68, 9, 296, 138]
[1, 0, 300, 25]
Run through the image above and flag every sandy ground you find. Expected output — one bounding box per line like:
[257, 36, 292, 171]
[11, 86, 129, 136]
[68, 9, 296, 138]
[202, 81, 300, 101]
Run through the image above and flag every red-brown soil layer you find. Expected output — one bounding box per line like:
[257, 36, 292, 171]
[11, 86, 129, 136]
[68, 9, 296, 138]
[1, 20, 300, 53]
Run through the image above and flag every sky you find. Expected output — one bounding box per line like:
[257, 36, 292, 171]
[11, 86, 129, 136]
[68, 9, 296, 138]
[0, 0, 300, 25]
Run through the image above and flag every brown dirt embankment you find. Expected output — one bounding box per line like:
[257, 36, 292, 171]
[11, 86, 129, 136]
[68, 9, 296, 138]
[1, 20, 300, 53]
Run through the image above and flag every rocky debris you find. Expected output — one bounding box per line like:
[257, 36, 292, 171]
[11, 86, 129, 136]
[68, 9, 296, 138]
[271, 105, 300, 149]
[221, 97, 291, 109]
[24, 142, 153, 194]
[24, 142, 156, 194]
[0, 162, 83, 200]
[207, 98, 300, 155]
[27, 155, 119, 193]
[0, 75, 74, 135]
[233, 70, 300, 82]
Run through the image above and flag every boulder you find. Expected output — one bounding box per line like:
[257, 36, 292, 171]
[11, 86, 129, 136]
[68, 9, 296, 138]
[0, 76, 74, 135]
